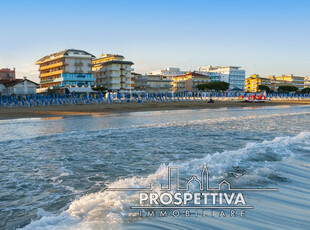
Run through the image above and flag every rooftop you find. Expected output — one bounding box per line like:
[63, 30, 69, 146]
[35, 49, 95, 64]
[174, 72, 209, 78]
[0, 78, 38, 87]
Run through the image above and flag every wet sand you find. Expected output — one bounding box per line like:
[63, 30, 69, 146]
[0, 100, 309, 120]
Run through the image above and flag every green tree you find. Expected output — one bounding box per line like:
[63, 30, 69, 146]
[258, 85, 271, 92]
[301, 88, 310, 94]
[277, 85, 298, 93]
[197, 81, 229, 91]
[92, 85, 107, 92]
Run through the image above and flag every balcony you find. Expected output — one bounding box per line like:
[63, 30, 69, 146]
[106, 67, 120, 71]
[40, 62, 64, 70]
[40, 70, 63, 77]
[107, 80, 120, 84]
[40, 79, 54, 84]
[106, 74, 120, 78]
[75, 62, 84, 67]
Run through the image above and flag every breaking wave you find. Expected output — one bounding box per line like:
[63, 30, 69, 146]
[20, 132, 310, 230]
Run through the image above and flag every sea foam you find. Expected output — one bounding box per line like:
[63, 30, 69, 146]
[20, 131, 310, 230]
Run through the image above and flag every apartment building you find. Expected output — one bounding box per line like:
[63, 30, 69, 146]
[133, 74, 173, 92]
[274, 74, 305, 90]
[147, 75, 173, 93]
[92, 54, 134, 91]
[0, 68, 15, 80]
[172, 72, 210, 92]
[35, 49, 95, 88]
[132, 73, 147, 91]
[245, 74, 270, 92]
[197, 65, 246, 90]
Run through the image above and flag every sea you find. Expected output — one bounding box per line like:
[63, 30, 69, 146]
[0, 105, 310, 230]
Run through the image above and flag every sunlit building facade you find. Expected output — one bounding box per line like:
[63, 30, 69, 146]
[172, 72, 210, 92]
[305, 77, 310, 88]
[245, 74, 270, 92]
[197, 65, 246, 90]
[35, 49, 95, 88]
[92, 54, 134, 91]
[275, 74, 305, 90]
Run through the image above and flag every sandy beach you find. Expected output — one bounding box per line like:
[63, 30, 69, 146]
[0, 100, 309, 120]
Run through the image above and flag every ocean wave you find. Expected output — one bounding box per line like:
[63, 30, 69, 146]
[20, 132, 310, 230]
[1, 111, 310, 145]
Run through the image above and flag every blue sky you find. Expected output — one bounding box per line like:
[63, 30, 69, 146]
[0, 0, 309, 82]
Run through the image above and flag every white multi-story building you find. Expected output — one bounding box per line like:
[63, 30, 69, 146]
[92, 54, 134, 91]
[150, 67, 187, 78]
[35, 49, 95, 88]
[197, 65, 246, 90]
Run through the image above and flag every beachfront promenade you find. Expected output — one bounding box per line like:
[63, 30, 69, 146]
[0, 92, 310, 108]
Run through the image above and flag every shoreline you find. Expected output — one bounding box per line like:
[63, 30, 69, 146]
[0, 100, 309, 120]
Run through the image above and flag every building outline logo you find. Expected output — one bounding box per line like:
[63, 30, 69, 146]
[106, 165, 279, 211]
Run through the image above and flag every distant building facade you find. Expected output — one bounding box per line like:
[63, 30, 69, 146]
[132, 73, 147, 91]
[0, 68, 15, 80]
[197, 65, 246, 90]
[150, 67, 187, 78]
[92, 54, 134, 91]
[305, 77, 310, 88]
[172, 72, 210, 92]
[35, 49, 95, 88]
[245, 74, 270, 92]
[275, 74, 305, 90]
[134, 74, 173, 92]
[267, 74, 305, 91]
[147, 75, 173, 93]
[0, 77, 38, 96]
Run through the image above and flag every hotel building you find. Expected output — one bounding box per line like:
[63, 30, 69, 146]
[172, 72, 210, 92]
[92, 54, 134, 91]
[35, 49, 95, 88]
[245, 74, 270, 92]
[197, 65, 246, 90]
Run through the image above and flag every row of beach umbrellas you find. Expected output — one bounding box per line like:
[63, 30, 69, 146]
[0, 92, 309, 107]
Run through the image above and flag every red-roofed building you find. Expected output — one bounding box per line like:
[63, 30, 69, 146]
[0, 77, 38, 96]
[0, 68, 15, 80]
